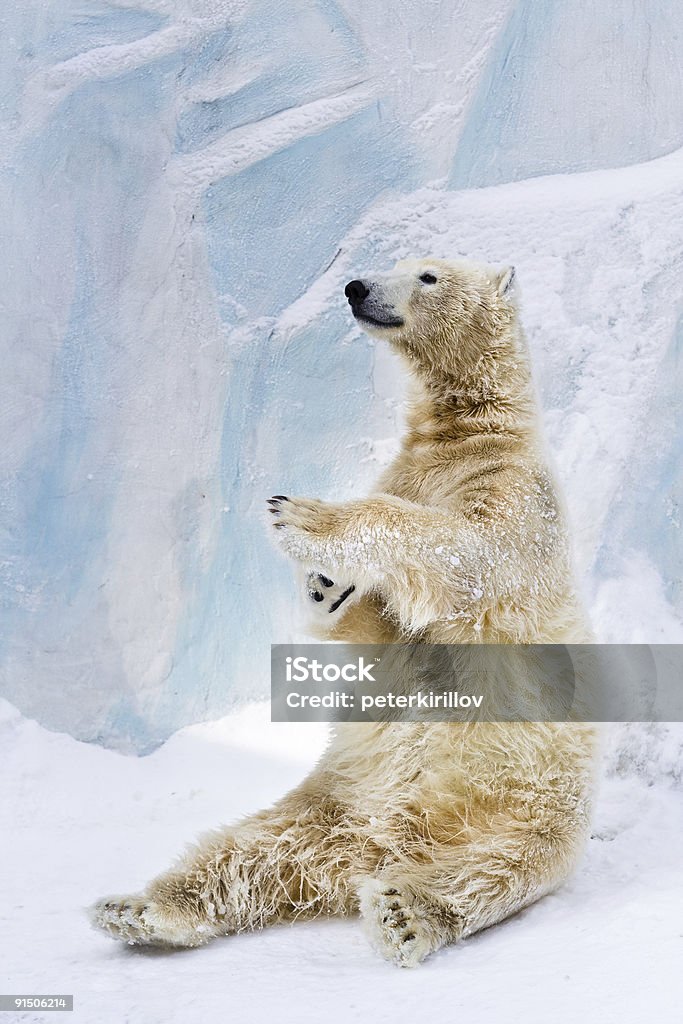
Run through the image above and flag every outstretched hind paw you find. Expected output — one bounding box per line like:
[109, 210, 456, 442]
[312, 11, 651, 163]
[90, 894, 213, 948]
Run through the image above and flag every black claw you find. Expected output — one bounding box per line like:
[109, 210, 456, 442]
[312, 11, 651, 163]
[268, 507, 281, 514]
[273, 523, 285, 529]
[329, 584, 356, 613]
[318, 575, 334, 587]
[271, 495, 288, 501]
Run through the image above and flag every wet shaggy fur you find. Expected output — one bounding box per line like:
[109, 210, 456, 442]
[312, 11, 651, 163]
[92, 258, 597, 967]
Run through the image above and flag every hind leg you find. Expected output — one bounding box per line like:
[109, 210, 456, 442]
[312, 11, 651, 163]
[358, 876, 464, 968]
[91, 791, 359, 947]
[358, 796, 590, 967]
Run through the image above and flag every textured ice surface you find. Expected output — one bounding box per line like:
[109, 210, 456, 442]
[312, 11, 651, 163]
[1, 1, 682, 750]
[450, 0, 683, 187]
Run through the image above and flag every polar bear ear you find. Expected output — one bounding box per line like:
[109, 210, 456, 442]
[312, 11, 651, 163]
[496, 265, 516, 296]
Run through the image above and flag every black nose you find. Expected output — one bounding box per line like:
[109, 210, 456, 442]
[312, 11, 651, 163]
[345, 279, 370, 305]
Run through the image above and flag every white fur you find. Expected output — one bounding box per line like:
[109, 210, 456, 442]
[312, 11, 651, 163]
[92, 258, 597, 967]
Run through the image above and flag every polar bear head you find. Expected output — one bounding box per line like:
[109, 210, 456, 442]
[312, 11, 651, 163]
[344, 257, 518, 379]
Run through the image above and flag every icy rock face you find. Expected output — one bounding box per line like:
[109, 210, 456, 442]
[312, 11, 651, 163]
[0, 1, 681, 751]
[450, 0, 683, 188]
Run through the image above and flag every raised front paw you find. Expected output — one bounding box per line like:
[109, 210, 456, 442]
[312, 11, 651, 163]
[267, 495, 338, 534]
[267, 495, 344, 563]
[306, 571, 357, 615]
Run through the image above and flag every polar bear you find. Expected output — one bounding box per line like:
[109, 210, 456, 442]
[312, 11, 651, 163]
[92, 258, 597, 967]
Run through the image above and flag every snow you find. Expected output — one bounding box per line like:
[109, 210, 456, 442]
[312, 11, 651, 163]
[1, 697, 682, 1024]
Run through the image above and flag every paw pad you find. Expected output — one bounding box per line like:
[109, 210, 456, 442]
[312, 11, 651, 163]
[305, 573, 356, 615]
[360, 882, 434, 968]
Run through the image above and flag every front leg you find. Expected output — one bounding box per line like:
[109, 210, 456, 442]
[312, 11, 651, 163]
[268, 495, 386, 605]
[267, 496, 347, 561]
[268, 493, 528, 631]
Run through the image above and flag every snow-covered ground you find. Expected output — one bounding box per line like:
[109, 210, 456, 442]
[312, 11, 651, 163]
[2, 698, 682, 1024]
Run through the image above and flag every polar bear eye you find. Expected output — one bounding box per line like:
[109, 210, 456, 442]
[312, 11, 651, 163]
[419, 273, 437, 285]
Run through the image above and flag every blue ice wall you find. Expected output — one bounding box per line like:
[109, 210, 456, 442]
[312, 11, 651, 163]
[598, 313, 683, 614]
[450, 0, 683, 188]
[1, 0, 681, 751]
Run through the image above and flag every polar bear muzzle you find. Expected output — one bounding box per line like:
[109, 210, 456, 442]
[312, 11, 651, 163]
[344, 278, 405, 330]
